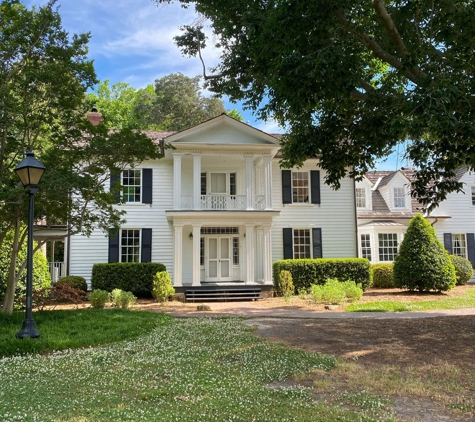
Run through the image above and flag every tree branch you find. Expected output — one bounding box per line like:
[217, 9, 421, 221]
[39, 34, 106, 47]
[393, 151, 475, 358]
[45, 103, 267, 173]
[198, 44, 222, 80]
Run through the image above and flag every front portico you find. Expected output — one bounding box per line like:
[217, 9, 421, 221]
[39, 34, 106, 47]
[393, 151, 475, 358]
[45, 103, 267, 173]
[166, 212, 279, 287]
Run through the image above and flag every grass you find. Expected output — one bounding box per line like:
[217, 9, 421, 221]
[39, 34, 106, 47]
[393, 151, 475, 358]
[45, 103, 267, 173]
[0, 309, 397, 422]
[346, 288, 475, 312]
[0, 309, 170, 357]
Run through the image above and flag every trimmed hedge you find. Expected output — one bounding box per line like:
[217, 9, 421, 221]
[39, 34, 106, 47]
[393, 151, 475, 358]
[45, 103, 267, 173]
[273, 258, 371, 292]
[91, 262, 166, 297]
[371, 263, 395, 288]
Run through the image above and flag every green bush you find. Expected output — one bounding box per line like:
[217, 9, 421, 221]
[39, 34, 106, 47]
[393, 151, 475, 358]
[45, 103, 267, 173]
[91, 262, 166, 297]
[371, 264, 395, 288]
[274, 270, 295, 297]
[152, 271, 175, 303]
[450, 255, 474, 285]
[311, 278, 347, 305]
[394, 214, 456, 292]
[87, 289, 109, 309]
[111, 289, 137, 309]
[0, 230, 51, 310]
[273, 258, 371, 293]
[57, 275, 87, 292]
[341, 280, 363, 302]
[310, 278, 363, 305]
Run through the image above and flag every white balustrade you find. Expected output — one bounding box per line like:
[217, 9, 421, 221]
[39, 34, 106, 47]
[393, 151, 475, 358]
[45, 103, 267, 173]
[179, 195, 270, 210]
[48, 262, 65, 282]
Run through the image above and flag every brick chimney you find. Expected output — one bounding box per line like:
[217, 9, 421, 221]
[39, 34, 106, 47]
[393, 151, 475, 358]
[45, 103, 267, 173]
[87, 107, 103, 126]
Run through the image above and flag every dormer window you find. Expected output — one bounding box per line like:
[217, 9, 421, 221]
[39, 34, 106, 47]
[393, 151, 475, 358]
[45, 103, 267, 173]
[356, 188, 366, 208]
[393, 187, 406, 208]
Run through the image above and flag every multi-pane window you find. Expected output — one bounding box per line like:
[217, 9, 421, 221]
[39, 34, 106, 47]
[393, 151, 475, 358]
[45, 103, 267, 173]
[378, 233, 398, 261]
[452, 234, 467, 258]
[356, 188, 366, 208]
[121, 229, 140, 262]
[360, 234, 372, 261]
[293, 229, 311, 258]
[233, 237, 239, 265]
[471, 186, 475, 206]
[292, 172, 309, 203]
[393, 187, 406, 208]
[202, 172, 237, 195]
[122, 170, 141, 203]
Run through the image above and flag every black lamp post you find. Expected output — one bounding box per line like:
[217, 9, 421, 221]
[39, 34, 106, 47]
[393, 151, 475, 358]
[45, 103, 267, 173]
[14, 151, 46, 339]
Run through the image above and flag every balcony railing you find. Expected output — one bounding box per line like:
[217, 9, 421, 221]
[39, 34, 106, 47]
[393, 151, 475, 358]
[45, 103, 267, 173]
[181, 195, 266, 211]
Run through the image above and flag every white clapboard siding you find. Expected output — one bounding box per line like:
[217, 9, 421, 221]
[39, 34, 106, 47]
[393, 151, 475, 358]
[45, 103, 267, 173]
[271, 160, 357, 261]
[432, 171, 475, 241]
[69, 159, 175, 285]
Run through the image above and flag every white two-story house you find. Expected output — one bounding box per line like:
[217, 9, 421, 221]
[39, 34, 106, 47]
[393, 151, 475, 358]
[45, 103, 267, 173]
[66, 114, 357, 291]
[356, 168, 475, 270]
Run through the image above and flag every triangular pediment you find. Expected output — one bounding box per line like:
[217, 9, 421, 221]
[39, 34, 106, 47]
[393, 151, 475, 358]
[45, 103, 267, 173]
[165, 114, 280, 147]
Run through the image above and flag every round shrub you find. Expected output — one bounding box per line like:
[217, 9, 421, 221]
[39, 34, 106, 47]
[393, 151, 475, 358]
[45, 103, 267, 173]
[87, 289, 109, 308]
[152, 271, 175, 303]
[274, 270, 295, 297]
[450, 255, 474, 285]
[111, 288, 137, 309]
[393, 214, 456, 292]
[371, 264, 395, 288]
[58, 275, 87, 292]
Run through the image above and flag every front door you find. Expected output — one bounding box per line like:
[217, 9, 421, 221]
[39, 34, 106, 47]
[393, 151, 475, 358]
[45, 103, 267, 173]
[206, 236, 232, 281]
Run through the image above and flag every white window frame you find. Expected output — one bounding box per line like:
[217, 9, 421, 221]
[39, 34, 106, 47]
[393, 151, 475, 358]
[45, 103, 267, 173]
[356, 188, 367, 208]
[204, 172, 237, 195]
[291, 171, 309, 203]
[293, 228, 311, 259]
[360, 233, 372, 261]
[378, 233, 399, 261]
[120, 229, 141, 263]
[452, 234, 467, 259]
[122, 169, 142, 203]
[393, 187, 406, 208]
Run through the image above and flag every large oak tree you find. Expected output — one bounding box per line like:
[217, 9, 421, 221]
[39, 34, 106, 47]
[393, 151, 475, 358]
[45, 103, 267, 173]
[154, 0, 475, 207]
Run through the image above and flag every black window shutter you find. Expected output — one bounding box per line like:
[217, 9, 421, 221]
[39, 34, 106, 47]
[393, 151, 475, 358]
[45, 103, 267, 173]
[142, 169, 153, 204]
[443, 233, 453, 254]
[110, 172, 120, 203]
[108, 229, 120, 263]
[312, 228, 322, 258]
[310, 170, 321, 204]
[467, 233, 475, 268]
[283, 228, 293, 259]
[141, 228, 152, 262]
[282, 170, 292, 204]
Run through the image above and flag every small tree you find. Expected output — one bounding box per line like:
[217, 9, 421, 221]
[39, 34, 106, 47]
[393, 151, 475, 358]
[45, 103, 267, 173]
[152, 271, 175, 303]
[394, 214, 456, 292]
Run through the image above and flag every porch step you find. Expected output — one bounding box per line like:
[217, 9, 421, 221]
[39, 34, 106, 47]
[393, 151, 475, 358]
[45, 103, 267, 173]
[185, 287, 263, 302]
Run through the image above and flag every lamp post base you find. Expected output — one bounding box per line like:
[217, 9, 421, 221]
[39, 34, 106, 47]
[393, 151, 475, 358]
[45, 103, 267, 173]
[16, 318, 40, 339]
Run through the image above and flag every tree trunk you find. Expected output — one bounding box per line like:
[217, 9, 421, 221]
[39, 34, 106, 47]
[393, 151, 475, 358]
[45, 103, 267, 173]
[1, 218, 22, 314]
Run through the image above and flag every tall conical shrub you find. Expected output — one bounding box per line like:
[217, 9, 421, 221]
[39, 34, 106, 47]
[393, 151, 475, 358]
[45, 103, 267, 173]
[393, 214, 456, 292]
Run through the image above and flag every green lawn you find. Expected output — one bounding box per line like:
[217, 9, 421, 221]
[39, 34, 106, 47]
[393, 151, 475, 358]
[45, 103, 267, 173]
[346, 288, 475, 312]
[0, 310, 395, 422]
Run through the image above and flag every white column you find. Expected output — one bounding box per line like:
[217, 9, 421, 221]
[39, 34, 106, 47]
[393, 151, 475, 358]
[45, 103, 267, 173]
[263, 224, 272, 283]
[245, 156, 254, 210]
[245, 224, 255, 283]
[263, 156, 273, 210]
[193, 155, 201, 210]
[256, 227, 264, 282]
[173, 224, 183, 286]
[192, 224, 201, 286]
[173, 154, 182, 209]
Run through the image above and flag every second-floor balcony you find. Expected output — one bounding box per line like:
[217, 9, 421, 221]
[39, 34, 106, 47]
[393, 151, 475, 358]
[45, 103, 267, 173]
[181, 195, 266, 211]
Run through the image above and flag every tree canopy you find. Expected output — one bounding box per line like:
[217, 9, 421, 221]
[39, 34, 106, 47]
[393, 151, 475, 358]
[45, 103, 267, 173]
[0, 0, 162, 313]
[154, 0, 475, 208]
